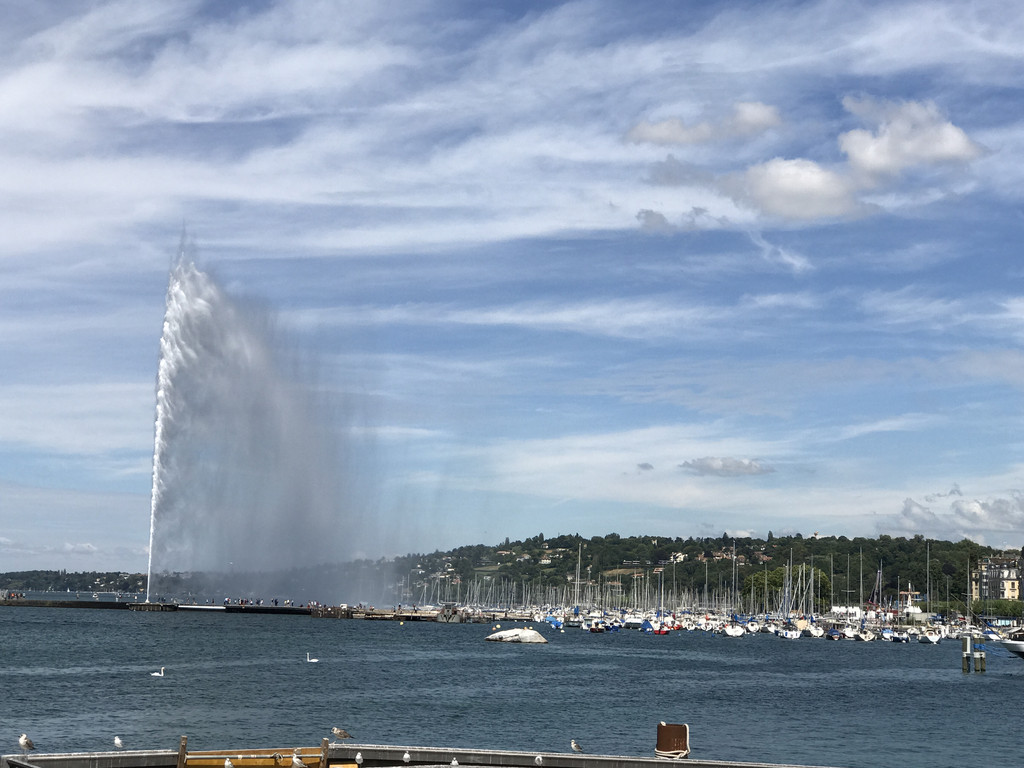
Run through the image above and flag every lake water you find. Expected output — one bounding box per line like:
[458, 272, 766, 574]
[1, 607, 1020, 768]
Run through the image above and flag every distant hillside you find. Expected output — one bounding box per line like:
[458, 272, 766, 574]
[3, 532, 1020, 614]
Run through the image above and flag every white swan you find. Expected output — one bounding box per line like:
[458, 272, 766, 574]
[306, 652, 318, 663]
[150, 666, 165, 677]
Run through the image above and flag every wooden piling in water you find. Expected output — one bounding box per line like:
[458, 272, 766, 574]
[961, 634, 985, 673]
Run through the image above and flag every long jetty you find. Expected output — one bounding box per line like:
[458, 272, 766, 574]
[0, 597, 532, 624]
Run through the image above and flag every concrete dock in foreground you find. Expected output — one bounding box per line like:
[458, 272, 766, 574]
[2, 742, 841, 768]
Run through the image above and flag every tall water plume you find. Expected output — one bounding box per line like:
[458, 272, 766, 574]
[146, 241, 366, 601]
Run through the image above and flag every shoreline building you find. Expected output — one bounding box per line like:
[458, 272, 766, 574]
[971, 554, 1021, 603]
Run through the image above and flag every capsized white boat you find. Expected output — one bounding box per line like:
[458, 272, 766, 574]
[721, 622, 745, 638]
[485, 627, 548, 643]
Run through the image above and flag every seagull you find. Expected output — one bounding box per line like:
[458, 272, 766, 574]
[402, 752, 410, 764]
[450, 759, 458, 767]
[291, 749, 308, 768]
[20, 734, 36, 754]
[354, 753, 363, 765]
[225, 758, 234, 768]
[114, 736, 124, 749]
[150, 667, 165, 677]
[331, 728, 352, 742]
[570, 740, 584, 753]
[306, 653, 319, 663]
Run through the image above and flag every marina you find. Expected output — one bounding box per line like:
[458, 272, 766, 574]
[2, 594, 1015, 647]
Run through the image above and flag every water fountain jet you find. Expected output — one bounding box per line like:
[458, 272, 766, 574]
[146, 238, 365, 602]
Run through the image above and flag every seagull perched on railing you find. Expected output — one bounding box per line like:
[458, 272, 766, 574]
[570, 740, 584, 753]
[331, 728, 353, 742]
[291, 749, 308, 768]
[20, 734, 36, 754]
[114, 736, 124, 749]
[225, 758, 234, 768]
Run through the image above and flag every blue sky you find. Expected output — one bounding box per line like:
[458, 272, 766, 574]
[2, 0, 1024, 573]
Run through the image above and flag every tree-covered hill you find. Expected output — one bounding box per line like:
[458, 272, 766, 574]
[3, 532, 1020, 616]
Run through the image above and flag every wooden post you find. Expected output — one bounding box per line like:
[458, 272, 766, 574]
[177, 736, 188, 768]
[319, 738, 330, 768]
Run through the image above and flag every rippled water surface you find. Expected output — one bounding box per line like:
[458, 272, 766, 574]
[2, 607, 1021, 768]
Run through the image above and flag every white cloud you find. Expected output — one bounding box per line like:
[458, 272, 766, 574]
[731, 102, 783, 135]
[705, 97, 982, 223]
[734, 158, 862, 220]
[949, 495, 1024, 533]
[840, 97, 983, 180]
[63, 542, 99, 555]
[880, 491, 1024, 545]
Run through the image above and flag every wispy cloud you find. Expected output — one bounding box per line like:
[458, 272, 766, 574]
[678, 457, 775, 477]
[2, 1, 1024, 569]
[627, 101, 782, 145]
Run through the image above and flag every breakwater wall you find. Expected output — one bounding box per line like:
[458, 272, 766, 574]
[0, 598, 532, 624]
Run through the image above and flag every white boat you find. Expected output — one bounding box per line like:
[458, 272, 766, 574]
[1000, 629, 1024, 659]
[802, 624, 825, 638]
[855, 629, 876, 642]
[918, 629, 942, 644]
[621, 614, 646, 630]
